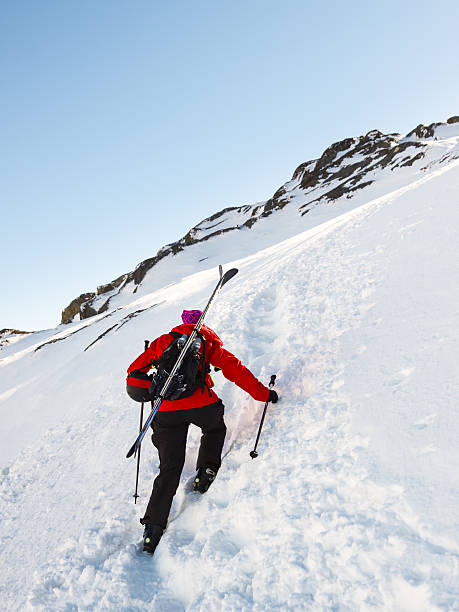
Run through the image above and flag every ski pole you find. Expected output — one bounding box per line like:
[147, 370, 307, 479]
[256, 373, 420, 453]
[133, 340, 150, 503]
[250, 374, 277, 459]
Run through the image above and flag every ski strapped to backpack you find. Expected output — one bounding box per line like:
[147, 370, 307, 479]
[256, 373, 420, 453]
[149, 331, 210, 400]
[127, 331, 210, 403]
[126, 265, 238, 459]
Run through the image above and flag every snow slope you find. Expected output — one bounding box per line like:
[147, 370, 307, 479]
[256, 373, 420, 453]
[1, 147, 459, 610]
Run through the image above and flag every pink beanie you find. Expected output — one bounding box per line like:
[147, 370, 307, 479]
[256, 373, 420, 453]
[181, 309, 202, 325]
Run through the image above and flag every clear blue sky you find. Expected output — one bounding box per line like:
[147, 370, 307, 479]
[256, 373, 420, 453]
[2, 0, 458, 330]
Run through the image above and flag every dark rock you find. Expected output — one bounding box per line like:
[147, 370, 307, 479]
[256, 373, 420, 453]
[292, 160, 315, 181]
[0, 328, 31, 348]
[399, 152, 426, 167]
[204, 206, 239, 223]
[447, 116, 459, 124]
[97, 298, 111, 315]
[61, 274, 128, 325]
[97, 274, 127, 296]
[315, 137, 356, 174]
[406, 122, 442, 139]
[325, 180, 374, 201]
[61, 293, 96, 325]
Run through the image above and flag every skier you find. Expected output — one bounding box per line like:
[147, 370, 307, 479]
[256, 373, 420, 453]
[127, 309, 279, 554]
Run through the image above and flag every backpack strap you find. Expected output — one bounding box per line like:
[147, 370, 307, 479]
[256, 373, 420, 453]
[130, 360, 157, 376]
[129, 331, 182, 378]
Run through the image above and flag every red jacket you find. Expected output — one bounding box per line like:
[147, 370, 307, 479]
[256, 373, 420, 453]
[127, 324, 270, 411]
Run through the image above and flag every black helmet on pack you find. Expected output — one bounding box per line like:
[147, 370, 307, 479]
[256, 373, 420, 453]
[126, 370, 153, 403]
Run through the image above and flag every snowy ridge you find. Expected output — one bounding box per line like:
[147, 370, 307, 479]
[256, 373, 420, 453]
[58, 118, 459, 326]
[1, 127, 459, 610]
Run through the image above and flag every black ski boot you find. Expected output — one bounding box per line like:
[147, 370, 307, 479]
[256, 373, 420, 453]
[192, 467, 217, 493]
[142, 524, 163, 554]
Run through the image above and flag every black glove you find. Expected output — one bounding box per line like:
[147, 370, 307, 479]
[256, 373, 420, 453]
[268, 390, 278, 403]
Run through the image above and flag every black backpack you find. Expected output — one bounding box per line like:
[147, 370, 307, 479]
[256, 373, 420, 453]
[148, 331, 209, 401]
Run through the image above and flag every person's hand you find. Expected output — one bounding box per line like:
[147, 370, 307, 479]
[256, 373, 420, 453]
[268, 390, 278, 403]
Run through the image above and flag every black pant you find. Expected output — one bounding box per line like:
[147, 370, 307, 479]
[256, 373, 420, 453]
[141, 400, 226, 528]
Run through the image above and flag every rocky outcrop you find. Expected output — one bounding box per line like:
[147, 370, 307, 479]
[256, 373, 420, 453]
[295, 131, 394, 191]
[125, 208, 247, 288]
[61, 293, 96, 324]
[96, 274, 127, 296]
[447, 116, 459, 124]
[406, 122, 442, 139]
[0, 328, 30, 336]
[292, 129, 426, 213]
[0, 329, 31, 349]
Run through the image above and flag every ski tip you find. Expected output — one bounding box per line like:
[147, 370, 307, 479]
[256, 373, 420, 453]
[221, 268, 238, 286]
[126, 443, 137, 459]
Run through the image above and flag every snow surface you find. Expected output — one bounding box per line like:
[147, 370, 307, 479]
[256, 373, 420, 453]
[1, 136, 459, 610]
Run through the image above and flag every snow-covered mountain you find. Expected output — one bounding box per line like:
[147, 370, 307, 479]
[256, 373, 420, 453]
[60, 116, 459, 326]
[1, 117, 459, 611]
